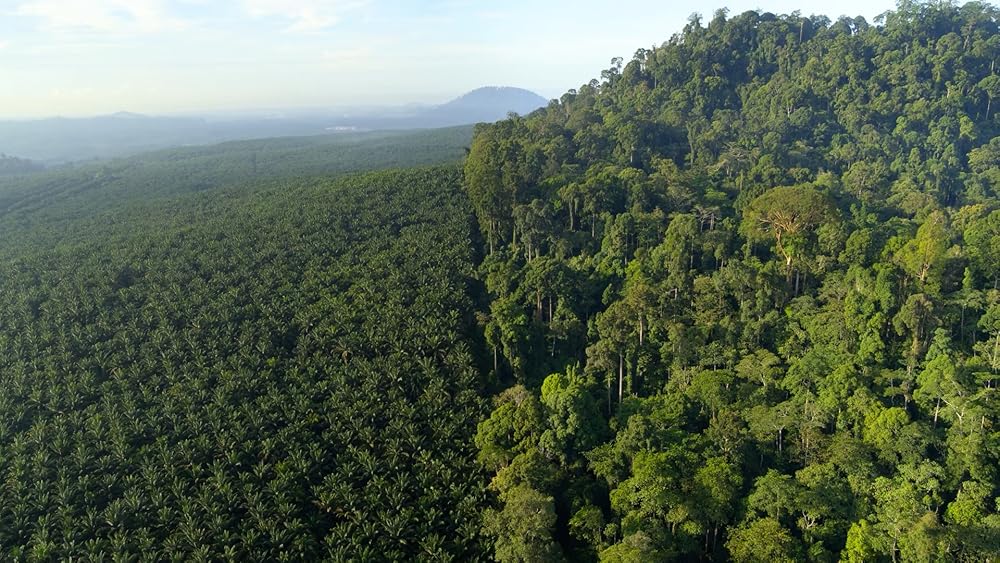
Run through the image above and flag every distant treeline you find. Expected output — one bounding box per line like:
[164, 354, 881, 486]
[0, 154, 43, 176]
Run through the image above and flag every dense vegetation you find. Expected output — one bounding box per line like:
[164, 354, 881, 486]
[6, 2, 1000, 562]
[0, 163, 489, 559]
[466, 2, 1000, 561]
[0, 125, 470, 229]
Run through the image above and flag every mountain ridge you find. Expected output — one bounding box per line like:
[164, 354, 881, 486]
[0, 86, 548, 163]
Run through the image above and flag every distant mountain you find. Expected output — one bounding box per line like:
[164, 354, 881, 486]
[0, 87, 550, 163]
[107, 111, 149, 119]
[313, 87, 550, 130]
[421, 87, 549, 125]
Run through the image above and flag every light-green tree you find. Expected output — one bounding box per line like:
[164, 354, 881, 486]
[741, 185, 839, 282]
[483, 485, 565, 563]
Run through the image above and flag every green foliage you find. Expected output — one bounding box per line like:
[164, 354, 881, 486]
[476, 385, 546, 471]
[742, 185, 839, 272]
[7, 1, 1000, 561]
[0, 164, 488, 559]
[539, 367, 609, 463]
[726, 517, 802, 563]
[0, 126, 472, 238]
[483, 485, 565, 562]
[893, 211, 951, 291]
[468, 2, 1000, 561]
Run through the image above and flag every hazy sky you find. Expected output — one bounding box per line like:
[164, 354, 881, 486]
[1, 0, 901, 118]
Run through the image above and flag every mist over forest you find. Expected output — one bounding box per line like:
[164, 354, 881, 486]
[0, 87, 547, 163]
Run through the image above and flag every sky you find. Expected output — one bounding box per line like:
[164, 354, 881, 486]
[0, 0, 901, 119]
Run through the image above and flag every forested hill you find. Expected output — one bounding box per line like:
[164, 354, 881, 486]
[466, 2, 1000, 561]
